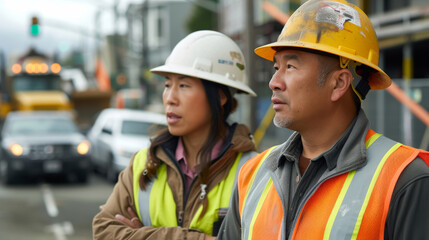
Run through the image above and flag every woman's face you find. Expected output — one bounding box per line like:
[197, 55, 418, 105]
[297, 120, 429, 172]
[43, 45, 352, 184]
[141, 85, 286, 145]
[162, 73, 212, 140]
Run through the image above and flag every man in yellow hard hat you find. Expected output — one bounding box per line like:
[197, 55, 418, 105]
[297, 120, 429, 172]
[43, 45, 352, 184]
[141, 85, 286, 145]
[217, 0, 429, 239]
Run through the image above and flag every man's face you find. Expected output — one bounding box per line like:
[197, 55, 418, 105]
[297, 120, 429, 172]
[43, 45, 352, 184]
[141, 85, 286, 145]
[269, 49, 333, 132]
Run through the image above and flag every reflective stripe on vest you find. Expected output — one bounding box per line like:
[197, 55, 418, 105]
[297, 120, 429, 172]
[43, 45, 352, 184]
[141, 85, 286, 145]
[133, 148, 177, 227]
[322, 132, 398, 239]
[132, 148, 257, 235]
[132, 148, 148, 223]
[239, 130, 425, 240]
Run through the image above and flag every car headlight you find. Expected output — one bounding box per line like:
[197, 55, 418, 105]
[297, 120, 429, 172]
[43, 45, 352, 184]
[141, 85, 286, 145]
[76, 140, 90, 155]
[8, 143, 30, 157]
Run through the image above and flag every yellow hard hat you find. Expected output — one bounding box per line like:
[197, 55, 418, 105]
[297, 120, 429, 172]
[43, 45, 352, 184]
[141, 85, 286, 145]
[255, 0, 391, 90]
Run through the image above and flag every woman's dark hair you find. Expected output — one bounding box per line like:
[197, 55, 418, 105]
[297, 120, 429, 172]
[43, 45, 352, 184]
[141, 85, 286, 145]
[139, 79, 237, 191]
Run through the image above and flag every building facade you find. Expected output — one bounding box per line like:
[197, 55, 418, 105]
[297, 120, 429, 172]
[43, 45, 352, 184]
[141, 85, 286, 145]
[125, 0, 192, 108]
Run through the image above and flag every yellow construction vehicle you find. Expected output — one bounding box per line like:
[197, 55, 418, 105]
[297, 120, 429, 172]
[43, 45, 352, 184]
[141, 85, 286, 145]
[1, 48, 72, 118]
[0, 48, 112, 130]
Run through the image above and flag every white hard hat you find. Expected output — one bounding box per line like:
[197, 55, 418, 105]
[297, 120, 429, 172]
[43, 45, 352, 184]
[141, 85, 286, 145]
[151, 30, 256, 96]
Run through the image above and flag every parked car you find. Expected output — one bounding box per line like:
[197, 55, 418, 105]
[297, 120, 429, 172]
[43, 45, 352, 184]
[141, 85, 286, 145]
[0, 111, 91, 184]
[87, 108, 166, 182]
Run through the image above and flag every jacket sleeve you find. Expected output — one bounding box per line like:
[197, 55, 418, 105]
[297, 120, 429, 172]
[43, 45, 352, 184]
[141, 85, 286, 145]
[92, 156, 206, 240]
[216, 186, 242, 240]
[385, 157, 429, 240]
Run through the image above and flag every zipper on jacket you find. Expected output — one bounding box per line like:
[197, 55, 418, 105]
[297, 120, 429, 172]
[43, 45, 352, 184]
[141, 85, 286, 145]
[180, 143, 233, 227]
[178, 210, 184, 226]
[182, 143, 233, 203]
[162, 135, 235, 227]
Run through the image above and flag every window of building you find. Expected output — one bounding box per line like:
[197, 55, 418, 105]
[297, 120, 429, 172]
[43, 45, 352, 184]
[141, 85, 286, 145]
[148, 6, 167, 48]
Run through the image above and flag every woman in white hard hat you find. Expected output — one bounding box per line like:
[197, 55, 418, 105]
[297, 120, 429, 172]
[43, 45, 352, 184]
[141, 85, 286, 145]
[93, 30, 257, 240]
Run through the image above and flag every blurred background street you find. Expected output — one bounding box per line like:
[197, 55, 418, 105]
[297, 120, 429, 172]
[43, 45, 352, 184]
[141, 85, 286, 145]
[0, 175, 112, 240]
[1, 0, 429, 239]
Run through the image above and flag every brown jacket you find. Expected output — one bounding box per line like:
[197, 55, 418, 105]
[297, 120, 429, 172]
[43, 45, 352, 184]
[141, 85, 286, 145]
[92, 123, 256, 239]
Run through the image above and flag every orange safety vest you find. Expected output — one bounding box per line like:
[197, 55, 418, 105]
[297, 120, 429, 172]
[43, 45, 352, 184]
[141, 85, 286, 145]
[238, 129, 429, 240]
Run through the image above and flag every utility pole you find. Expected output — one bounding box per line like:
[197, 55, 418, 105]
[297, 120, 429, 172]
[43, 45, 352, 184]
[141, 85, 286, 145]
[245, 0, 257, 131]
[95, 9, 102, 56]
[0, 50, 5, 105]
[403, 36, 413, 146]
[141, 0, 150, 105]
[112, 0, 123, 88]
[114, 0, 120, 35]
[141, 0, 149, 69]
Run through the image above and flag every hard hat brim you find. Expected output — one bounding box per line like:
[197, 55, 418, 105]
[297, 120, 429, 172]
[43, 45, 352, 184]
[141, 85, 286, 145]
[151, 64, 257, 96]
[255, 42, 391, 90]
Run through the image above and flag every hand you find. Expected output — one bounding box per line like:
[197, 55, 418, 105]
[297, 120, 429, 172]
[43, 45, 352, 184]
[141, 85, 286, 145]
[115, 207, 143, 228]
[204, 235, 216, 240]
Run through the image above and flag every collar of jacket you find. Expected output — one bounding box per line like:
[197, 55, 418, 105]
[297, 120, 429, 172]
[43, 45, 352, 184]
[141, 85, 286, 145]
[266, 109, 370, 173]
[158, 123, 255, 164]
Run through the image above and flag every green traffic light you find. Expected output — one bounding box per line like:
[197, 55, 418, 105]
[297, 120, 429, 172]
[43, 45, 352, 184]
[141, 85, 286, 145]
[31, 24, 40, 36]
[31, 16, 40, 36]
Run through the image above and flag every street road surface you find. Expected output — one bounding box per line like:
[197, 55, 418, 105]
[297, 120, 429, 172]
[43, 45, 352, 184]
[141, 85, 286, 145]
[0, 175, 114, 240]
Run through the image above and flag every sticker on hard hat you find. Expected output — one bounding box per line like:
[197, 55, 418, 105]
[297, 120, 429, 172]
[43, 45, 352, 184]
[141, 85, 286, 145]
[218, 59, 234, 65]
[230, 51, 243, 62]
[315, 1, 361, 30]
[236, 63, 245, 71]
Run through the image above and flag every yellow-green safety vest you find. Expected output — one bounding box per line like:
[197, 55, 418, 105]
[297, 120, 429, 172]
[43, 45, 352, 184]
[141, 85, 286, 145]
[132, 148, 257, 235]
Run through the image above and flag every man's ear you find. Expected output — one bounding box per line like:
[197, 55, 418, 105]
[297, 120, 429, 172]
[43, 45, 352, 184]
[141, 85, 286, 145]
[219, 89, 227, 106]
[331, 69, 353, 102]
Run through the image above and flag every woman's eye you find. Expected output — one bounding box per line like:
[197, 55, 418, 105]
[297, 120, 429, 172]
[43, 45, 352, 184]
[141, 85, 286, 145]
[287, 64, 295, 69]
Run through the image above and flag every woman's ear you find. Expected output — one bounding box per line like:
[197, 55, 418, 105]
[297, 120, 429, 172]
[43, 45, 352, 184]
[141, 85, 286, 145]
[331, 69, 353, 102]
[218, 89, 227, 106]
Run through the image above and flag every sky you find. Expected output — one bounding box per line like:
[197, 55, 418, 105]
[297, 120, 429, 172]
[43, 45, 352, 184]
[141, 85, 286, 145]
[0, 0, 141, 70]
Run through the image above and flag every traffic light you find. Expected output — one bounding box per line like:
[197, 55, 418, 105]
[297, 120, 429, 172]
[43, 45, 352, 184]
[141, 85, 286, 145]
[31, 16, 40, 36]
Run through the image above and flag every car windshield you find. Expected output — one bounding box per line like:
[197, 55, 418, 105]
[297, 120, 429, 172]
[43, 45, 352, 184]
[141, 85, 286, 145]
[13, 74, 62, 91]
[7, 117, 78, 135]
[121, 120, 163, 136]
